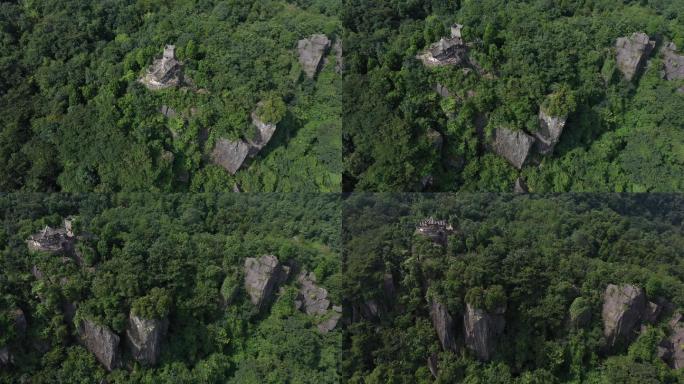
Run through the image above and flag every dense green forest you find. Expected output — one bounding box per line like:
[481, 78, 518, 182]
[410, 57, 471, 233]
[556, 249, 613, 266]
[342, 0, 684, 192]
[0, 193, 341, 383]
[342, 194, 684, 383]
[0, 0, 342, 192]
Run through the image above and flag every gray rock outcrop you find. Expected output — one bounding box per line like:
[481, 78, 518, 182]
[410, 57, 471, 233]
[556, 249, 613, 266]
[463, 303, 506, 361]
[435, 83, 452, 98]
[317, 306, 342, 333]
[514, 177, 528, 193]
[211, 103, 279, 175]
[535, 108, 566, 155]
[126, 313, 168, 366]
[295, 272, 330, 316]
[601, 284, 646, 347]
[430, 300, 457, 352]
[662, 42, 684, 80]
[658, 313, 684, 369]
[77, 319, 120, 371]
[139, 45, 183, 90]
[427, 353, 439, 378]
[492, 128, 536, 169]
[211, 138, 251, 175]
[0, 347, 10, 367]
[298, 34, 331, 78]
[160, 105, 178, 118]
[615, 33, 655, 81]
[244, 255, 289, 310]
[426, 128, 443, 152]
[333, 39, 344, 74]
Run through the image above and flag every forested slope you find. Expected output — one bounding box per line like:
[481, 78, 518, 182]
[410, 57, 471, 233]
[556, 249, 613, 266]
[342, 0, 684, 192]
[0, 194, 341, 383]
[0, 0, 342, 192]
[342, 194, 684, 383]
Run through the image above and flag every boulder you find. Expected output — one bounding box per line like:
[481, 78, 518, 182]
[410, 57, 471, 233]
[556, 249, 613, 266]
[333, 39, 344, 74]
[11, 308, 27, 335]
[317, 306, 342, 334]
[160, 105, 177, 118]
[615, 33, 655, 82]
[658, 313, 684, 369]
[643, 301, 662, 324]
[211, 139, 250, 175]
[661, 42, 684, 80]
[360, 299, 381, 321]
[77, 319, 120, 371]
[295, 272, 330, 316]
[601, 284, 646, 347]
[451, 24, 463, 39]
[435, 83, 452, 98]
[492, 128, 535, 169]
[463, 303, 505, 361]
[0, 347, 10, 367]
[535, 108, 566, 155]
[126, 313, 168, 366]
[244, 255, 288, 310]
[298, 34, 331, 78]
[426, 128, 444, 152]
[514, 177, 528, 194]
[139, 45, 183, 90]
[430, 300, 457, 352]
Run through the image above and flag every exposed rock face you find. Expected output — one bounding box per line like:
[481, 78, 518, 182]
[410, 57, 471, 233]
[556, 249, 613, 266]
[463, 303, 506, 361]
[126, 313, 168, 366]
[244, 255, 289, 310]
[426, 128, 443, 152]
[451, 24, 463, 39]
[662, 42, 684, 80]
[247, 108, 278, 156]
[360, 299, 381, 321]
[0, 347, 10, 367]
[211, 138, 251, 175]
[211, 103, 279, 174]
[514, 177, 528, 194]
[77, 319, 120, 371]
[160, 105, 177, 118]
[27, 225, 73, 254]
[615, 33, 655, 81]
[602, 284, 646, 347]
[298, 34, 331, 78]
[295, 272, 330, 316]
[430, 301, 457, 352]
[317, 306, 342, 333]
[661, 313, 684, 369]
[435, 83, 452, 98]
[643, 301, 662, 324]
[492, 128, 536, 169]
[140, 45, 183, 90]
[415, 217, 453, 247]
[418, 36, 469, 67]
[427, 353, 439, 378]
[535, 108, 566, 155]
[12, 308, 27, 335]
[333, 39, 344, 74]
[383, 273, 396, 301]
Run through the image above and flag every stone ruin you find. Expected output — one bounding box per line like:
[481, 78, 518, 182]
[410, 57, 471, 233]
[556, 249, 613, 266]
[661, 42, 684, 81]
[615, 32, 655, 82]
[211, 102, 278, 175]
[415, 217, 454, 247]
[418, 24, 469, 67]
[297, 34, 331, 78]
[26, 217, 76, 254]
[139, 45, 184, 90]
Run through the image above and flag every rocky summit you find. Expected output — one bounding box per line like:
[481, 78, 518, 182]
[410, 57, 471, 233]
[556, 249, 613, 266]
[615, 32, 655, 82]
[298, 34, 331, 78]
[139, 45, 183, 90]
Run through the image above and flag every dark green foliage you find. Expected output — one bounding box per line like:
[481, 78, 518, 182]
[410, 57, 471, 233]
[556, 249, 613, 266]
[0, 193, 341, 383]
[342, 0, 684, 192]
[342, 194, 684, 383]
